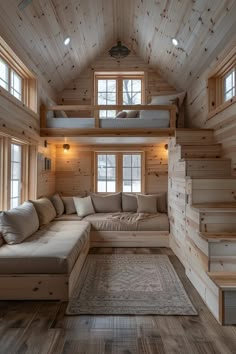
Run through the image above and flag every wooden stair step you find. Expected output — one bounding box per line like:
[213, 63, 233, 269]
[192, 202, 236, 211]
[175, 129, 215, 145]
[184, 158, 231, 177]
[200, 232, 236, 242]
[181, 144, 222, 159]
[208, 272, 236, 289]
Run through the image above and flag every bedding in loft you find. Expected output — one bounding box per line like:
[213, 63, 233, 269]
[45, 92, 185, 129]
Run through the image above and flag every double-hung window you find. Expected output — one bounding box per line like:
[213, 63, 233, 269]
[224, 69, 235, 102]
[10, 143, 22, 208]
[95, 72, 144, 118]
[95, 152, 143, 193]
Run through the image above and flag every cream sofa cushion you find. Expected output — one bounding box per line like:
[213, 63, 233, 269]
[73, 196, 95, 217]
[90, 192, 122, 213]
[0, 221, 91, 274]
[0, 202, 39, 244]
[122, 193, 137, 212]
[61, 196, 76, 215]
[31, 198, 56, 226]
[137, 194, 157, 214]
[50, 194, 64, 216]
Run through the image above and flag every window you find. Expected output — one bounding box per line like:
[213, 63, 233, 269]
[0, 36, 37, 112]
[224, 69, 235, 102]
[10, 143, 22, 208]
[97, 154, 116, 192]
[123, 154, 141, 192]
[95, 72, 144, 118]
[95, 152, 143, 193]
[208, 47, 236, 117]
[0, 57, 23, 102]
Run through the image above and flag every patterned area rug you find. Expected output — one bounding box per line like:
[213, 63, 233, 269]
[66, 254, 197, 315]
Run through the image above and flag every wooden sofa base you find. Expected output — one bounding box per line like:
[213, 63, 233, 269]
[0, 231, 169, 300]
[0, 239, 90, 301]
[91, 231, 169, 247]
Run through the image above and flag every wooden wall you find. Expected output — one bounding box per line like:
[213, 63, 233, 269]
[37, 141, 56, 198]
[55, 143, 168, 196]
[58, 50, 176, 114]
[186, 36, 236, 176]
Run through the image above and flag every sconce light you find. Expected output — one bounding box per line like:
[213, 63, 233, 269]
[63, 143, 70, 152]
[164, 144, 168, 150]
[44, 140, 48, 148]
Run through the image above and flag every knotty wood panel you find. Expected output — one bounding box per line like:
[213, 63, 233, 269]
[55, 143, 168, 196]
[37, 141, 56, 198]
[186, 35, 236, 176]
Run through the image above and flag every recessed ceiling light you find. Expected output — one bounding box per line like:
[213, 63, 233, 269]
[64, 37, 71, 46]
[172, 38, 179, 46]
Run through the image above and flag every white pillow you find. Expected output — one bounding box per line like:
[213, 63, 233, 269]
[73, 196, 95, 217]
[0, 202, 39, 244]
[151, 92, 186, 107]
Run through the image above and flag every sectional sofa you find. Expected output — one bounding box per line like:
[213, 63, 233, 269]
[0, 192, 169, 300]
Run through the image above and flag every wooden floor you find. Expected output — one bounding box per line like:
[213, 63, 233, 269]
[1, 248, 236, 354]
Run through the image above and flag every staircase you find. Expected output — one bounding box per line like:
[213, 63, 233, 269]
[168, 128, 236, 325]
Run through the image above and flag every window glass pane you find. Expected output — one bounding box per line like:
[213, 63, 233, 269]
[123, 181, 132, 192]
[122, 79, 142, 105]
[98, 80, 107, 92]
[122, 154, 142, 193]
[97, 154, 116, 192]
[224, 70, 235, 102]
[0, 58, 9, 90]
[10, 143, 22, 208]
[107, 80, 116, 92]
[10, 71, 22, 101]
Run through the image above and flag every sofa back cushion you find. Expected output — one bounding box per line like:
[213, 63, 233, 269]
[61, 196, 77, 215]
[0, 232, 5, 247]
[90, 192, 122, 213]
[137, 194, 157, 214]
[31, 198, 56, 226]
[73, 196, 95, 217]
[0, 202, 39, 244]
[50, 194, 64, 216]
[122, 193, 138, 212]
[147, 192, 167, 213]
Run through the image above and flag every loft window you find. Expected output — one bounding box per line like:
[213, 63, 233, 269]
[224, 69, 235, 102]
[0, 36, 37, 112]
[95, 72, 144, 118]
[95, 152, 144, 193]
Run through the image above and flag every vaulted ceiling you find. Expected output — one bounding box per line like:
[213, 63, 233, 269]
[0, 0, 236, 92]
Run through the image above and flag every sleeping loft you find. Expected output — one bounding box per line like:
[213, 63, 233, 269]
[0, 1, 236, 353]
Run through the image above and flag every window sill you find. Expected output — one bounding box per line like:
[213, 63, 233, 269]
[207, 95, 236, 121]
[0, 87, 38, 120]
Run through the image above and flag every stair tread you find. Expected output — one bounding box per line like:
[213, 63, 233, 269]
[189, 176, 234, 179]
[200, 232, 236, 241]
[208, 272, 236, 289]
[176, 128, 214, 132]
[192, 202, 236, 210]
[200, 233, 236, 242]
[180, 158, 230, 161]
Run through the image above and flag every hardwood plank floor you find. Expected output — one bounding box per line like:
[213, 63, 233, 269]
[0, 248, 236, 354]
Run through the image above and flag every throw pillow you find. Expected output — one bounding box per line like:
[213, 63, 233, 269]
[89, 192, 122, 213]
[30, 198, 56, 226]
[122, 193, 138, 212]
[50, 194, 64, 216]
[0, 202, 39, 244]
[137, 194, 157, 214]
[150, 92, 186, 107]
[73, 196, 95, 217]
[116, 111, 127, 118]
[61, 196, 77, 214]
[126, 110, 139, 118]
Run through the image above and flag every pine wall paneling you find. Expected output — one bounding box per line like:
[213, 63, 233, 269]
[55, 143, 168, 196]
[37, 141, 56, 198]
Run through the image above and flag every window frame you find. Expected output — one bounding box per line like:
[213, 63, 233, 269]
[94, 151, 145, 193]
[94, 72, 145, 117]
[0, 36, 37, 112]
[208, 47, 236, 119]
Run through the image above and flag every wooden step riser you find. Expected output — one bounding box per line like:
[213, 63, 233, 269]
[189, 190, 236, 204]
[200, 213, 236, 233]
[181, 146, 222, 159]
[175, 130, 215, 145]
[186, 160, 231, 177]
[210, 260, 236, 272]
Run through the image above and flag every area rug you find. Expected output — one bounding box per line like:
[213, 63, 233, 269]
[66, 254, 197, 315]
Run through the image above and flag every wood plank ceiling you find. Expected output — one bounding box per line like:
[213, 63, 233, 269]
[0, 0, 236, 92]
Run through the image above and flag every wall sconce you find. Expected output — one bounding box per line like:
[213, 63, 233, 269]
[63, 143, 70, 152]
[164, 144, 168, 150]
[44, 140, 48, 148]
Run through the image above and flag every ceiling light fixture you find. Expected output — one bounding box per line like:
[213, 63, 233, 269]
[63, 143, 70, 152]
[64, 37, 71, 46]
[109, 41, 130, 60]
[172, 38, 179, 46]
